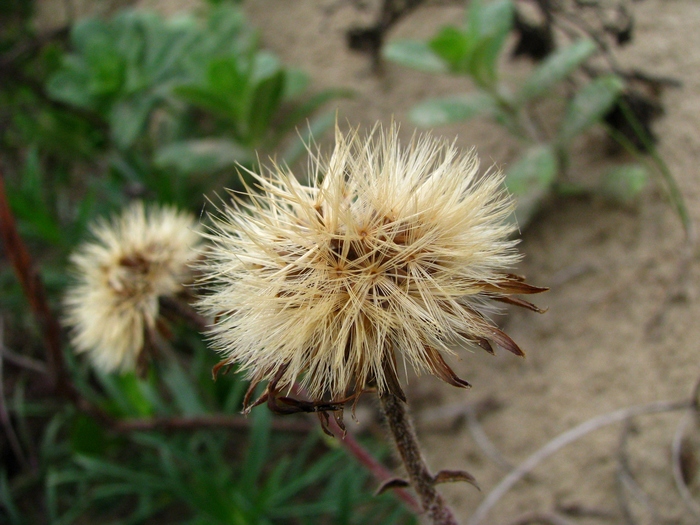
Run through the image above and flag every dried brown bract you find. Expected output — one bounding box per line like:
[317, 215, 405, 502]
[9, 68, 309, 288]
[197, 124, 546, 417]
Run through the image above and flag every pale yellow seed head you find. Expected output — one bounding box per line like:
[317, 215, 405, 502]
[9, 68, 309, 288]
[63, 202, 201, 373]
[198, 124, 540, 403]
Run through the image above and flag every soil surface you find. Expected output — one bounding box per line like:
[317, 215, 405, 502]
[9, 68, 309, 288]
[243, 2, 700, 524]
[36, 1, 700, 523]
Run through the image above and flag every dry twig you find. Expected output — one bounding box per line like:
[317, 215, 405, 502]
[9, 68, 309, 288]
[468, 399, 691, 525]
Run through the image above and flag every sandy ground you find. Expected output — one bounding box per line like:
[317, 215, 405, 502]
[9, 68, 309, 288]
[241, 2, 700, 524]
[34, 0, 700, 523]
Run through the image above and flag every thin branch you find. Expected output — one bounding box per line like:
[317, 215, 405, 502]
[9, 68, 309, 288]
[671, 378, 700, 521]
[616, 420, 659, 524]
[116, 413, 312, 434]
[468, 399, 691, 525]
[165, 299, 423, 514]
[0, 171, 66, 393]
[325, 410, 423, 514]
[0, 346, 47, 375]
[465, 402, 515, 472]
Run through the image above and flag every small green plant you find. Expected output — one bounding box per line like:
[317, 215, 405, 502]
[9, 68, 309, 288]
[46, 6, 349, 207]
[0, 4, 414, 525]
[384, 0, 684, 229]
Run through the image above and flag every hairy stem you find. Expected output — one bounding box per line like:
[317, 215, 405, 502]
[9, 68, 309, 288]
[380, 393, 460, 525]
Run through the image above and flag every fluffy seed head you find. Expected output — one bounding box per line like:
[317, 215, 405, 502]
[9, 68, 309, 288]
[198, 124, 545, 404]
[63, 202, 201, 373]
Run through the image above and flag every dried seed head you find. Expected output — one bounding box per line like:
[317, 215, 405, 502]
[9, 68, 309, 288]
[63, 202, 201, 373]
[198, 124, 546, 406]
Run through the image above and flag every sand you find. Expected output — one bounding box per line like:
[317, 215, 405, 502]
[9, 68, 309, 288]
[34, 0, 700, 522]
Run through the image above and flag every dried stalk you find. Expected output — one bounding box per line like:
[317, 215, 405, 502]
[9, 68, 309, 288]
[469, 399, 691, 525]
[381, 393, 460, 525]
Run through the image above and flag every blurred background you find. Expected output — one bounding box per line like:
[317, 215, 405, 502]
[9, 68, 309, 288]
[2, 0, 700, 523]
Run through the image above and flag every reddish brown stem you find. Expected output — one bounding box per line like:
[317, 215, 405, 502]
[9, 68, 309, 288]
[117, 414, 312, 433]
[381, 393, 460, 525]
[326, 414, 422, 514]
[159, 298, 425, 514]
[0, 172, 65, 392]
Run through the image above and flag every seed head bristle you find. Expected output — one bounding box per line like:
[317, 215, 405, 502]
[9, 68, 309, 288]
[63, 202, 201, 373]
[197, 124, 546, 405]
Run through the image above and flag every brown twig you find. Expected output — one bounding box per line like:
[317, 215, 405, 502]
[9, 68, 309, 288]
[325, 410, 423, 514]
[381, 393, 460, 525]
[671, 376, 700, 520]
[165, 299, 423, 514]
[672, 412, 700, 520]
[469, 398, 691, 525]
[116, 413, 312, 434]
[0, 171, 66, 393]
[0, 345, 48, 375]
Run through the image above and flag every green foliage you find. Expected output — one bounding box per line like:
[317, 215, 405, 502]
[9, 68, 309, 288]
[43, 5, 347, 207]
[557, 75, 624, 145]
[504, 145, 558, 226]
[517, 39, 596, 103]
[409, 93, 497, 127]
[0, 4, 405, 525]
[599, 164, 648, 205]
[384, 0, 650, 228]
[428, 0, 512, 88]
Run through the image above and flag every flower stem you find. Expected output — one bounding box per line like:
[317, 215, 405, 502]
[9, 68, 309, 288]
[380, 393, 460, 525]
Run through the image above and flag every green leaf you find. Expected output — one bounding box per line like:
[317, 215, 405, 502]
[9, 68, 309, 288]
[247, 69, 285, 143]
[282, 68, 310, 100]
[505, 144, 558, 227]
[46, 68, 97, 110]
[241, 409, 271, 489]
[155, 138, 252, 173]
[109, 94, 157, 150]
[0, 471, 21, 525]
[98, 372, 154, 417]
[85, 45, 125, 98]
[467, 0, 513, 40]
[464, 0, 513, 86]
[174, 85, 237, 120]
[161, 360, 206, 416]
[409, 92, 497, 127]
[429, 27, 472, 72]
[466, 34, 503, 87]
[600, 164, 648, 204]
[70, 17, 109, 54]
[519, 39, 596, 102]
[558, 74, 624, 144]
[252, 51, 282, 83]
[382, 39, 448, 73]
[208, 56, 246, 100]
[8, 150, 62, 245]
[70, 414, 106, 456]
